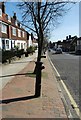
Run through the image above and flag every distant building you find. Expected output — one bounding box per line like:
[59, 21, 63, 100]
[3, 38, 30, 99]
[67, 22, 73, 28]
[53, 35, 79, 52]
[76, 37, 81, 51]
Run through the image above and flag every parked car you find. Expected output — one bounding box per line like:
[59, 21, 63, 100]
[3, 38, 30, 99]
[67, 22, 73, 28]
[75, 50, 81, 55]
[55, 48, 62, 54]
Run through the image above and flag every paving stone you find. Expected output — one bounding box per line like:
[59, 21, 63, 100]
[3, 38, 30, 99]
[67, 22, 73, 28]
[0, 53, 67, 118]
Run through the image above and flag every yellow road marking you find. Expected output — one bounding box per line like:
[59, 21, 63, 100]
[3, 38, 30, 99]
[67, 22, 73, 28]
[60, 80, 81, 119]
[48, 55, 81, 119]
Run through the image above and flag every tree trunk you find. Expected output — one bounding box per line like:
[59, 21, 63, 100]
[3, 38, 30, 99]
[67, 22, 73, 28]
[35, 61, 43, 97]
[34, 32, 44, 97]
[33, 37, 42, 74]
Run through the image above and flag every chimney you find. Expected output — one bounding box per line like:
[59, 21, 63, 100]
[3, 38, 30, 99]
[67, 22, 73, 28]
[69, 35, 71, 39]
[0, 2, 5, 13]
[66, 36, 68, 40]
[13, 12, 17, 20]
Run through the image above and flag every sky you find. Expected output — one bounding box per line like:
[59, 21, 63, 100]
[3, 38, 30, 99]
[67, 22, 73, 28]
[4, 1, 79, 42]
[5, 2, 22, 20]
[50, 2, 79, 42]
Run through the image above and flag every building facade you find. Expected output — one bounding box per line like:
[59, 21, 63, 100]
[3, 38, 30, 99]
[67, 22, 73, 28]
[0, 2, 28, 51]
[75, 37, 81, 51]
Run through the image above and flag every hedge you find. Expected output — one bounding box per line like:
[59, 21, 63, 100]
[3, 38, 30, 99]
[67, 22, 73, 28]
[2, 49, 24, 63]
[2, 46, 37, 63]
[27, 46, 37, 54]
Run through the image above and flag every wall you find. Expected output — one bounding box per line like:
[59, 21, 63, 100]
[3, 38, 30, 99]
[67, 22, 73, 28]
[28, 35, 32, 47]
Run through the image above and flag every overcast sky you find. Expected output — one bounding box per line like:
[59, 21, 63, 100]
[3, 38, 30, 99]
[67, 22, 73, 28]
[5, 1, 79, 42]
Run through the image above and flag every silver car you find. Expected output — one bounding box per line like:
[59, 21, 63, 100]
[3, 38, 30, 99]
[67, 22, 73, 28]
[55, 48, 62, 54]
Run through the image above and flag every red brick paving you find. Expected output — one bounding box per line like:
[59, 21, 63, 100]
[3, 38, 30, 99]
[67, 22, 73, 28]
[0, 56, 68, 119]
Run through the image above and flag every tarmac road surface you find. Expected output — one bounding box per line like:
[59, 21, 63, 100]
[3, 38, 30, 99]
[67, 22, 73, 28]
[48, 51, 80, 108]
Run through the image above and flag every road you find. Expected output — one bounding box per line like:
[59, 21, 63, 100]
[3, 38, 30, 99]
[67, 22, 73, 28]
[0, 51, 37, 90]
[48, 50, 80, 108]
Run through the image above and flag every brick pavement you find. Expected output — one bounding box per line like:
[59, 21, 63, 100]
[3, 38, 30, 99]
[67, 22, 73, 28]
[0, 54, 68, 119]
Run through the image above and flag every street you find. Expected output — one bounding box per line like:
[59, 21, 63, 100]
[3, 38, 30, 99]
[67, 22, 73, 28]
[48, 51, 79, 107]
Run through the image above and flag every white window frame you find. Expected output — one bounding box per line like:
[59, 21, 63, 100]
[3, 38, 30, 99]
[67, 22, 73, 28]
[2, 39, 5, 49]
[12, 27, 16, 36]
[18, 29, 21, 37]
[0, 9, 2, 17]
[2, 23, 7, 34]
[6, 40, 9, 49]
[24, 43, 26, 49]
[21, 43, 23, 49]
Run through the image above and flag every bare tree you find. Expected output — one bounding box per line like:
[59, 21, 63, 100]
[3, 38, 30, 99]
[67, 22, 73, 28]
[18, 0, 75, 61]
[17, 0, 75, 97]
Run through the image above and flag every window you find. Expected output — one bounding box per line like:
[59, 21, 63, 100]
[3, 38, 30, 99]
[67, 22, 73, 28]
[24, 43, 26, 49]
[6, 40, 9, 49]
[24, 43, 25, 47]
[0, 9, 2, 17]
[12, 27, 16, 36]
[18, 29, 21, 37]
[17, 43, 20, 49]
[2, 40, 5, 49]
[21, 43, 23, 49]
[14, 41, 15, 47]
[2, 23, 7, 34]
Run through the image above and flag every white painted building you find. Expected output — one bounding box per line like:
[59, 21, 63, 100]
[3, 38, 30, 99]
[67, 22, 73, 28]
[28, 34, 33, 47]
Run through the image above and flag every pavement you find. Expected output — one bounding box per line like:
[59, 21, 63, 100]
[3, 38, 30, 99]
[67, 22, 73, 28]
[0, 51, 68, 119]
[0, 52, 37, 90]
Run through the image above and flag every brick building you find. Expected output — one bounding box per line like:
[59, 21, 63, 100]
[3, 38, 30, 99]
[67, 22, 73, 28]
[0, 2, 28, 51]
